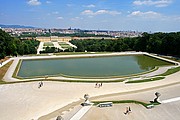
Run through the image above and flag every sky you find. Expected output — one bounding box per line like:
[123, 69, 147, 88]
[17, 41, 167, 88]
[0, 0, 180, 32]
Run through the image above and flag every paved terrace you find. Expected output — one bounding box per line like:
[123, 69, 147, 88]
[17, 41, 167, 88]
[66, 41, 77, 49]
[52, 42, 65, 51]
[0, 52, 180, 120]
[37, 42, 44, 54]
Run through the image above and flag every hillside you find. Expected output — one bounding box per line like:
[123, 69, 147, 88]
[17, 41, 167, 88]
[0, 24, 35, 28]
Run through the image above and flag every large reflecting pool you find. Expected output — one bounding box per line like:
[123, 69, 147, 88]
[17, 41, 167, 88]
[17, 55, 173, 78]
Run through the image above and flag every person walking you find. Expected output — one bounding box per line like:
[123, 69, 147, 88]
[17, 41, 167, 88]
[124, 107, 129, 115]
[41, 81, 43, 86]
[38, 82, 41, 88]
[100, 82, 102, 87]
[128, 106, 132, 114]
[95, 83, 98, 88]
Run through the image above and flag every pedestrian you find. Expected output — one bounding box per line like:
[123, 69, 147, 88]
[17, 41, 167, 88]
[100, 82, 102, 87]
[124, 107, 129, 115]
[129, 106, 131, 112]
[38, 82, 41, 88]
[41, 81, 43, 86]
[98, 83, 101, 88]
[38, 81, 43, 88]
[128, 106, 132, 114]
[95, 83, 98, 88]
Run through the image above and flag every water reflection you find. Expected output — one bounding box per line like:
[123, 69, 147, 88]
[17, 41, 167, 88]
[134, 55, 171, 71]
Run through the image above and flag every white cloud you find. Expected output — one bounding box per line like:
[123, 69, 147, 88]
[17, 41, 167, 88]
[46, 1, 51, 4]
[129, 11, 180, 22]
[83, 4, 96, 8]
[71, 17, 83, 21]
[133, 0, 172, 7]
[27, 0, 41, 6]
[57, 17, 63, 20]
[129, 11, 161, 18]
[81, 10, 121, 16]
[81, 10, 94, 15]
[52, 11, 59, 14]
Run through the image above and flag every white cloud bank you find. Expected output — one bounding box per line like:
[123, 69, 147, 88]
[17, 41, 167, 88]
[46, 1, 51, 4]
[57, 17, 63, 20]
[27, 0, 41, 6]
[130, 11, 161, 17]
[133, 0, 172, 7]
[83, 4, 96, 8]
[81, 10, 121, 16]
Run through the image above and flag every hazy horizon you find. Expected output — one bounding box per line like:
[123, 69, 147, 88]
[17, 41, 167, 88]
[0, 0, 180, 32]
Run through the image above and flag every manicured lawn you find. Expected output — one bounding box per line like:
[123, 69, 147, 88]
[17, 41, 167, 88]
[43, 42, 54, 47]
[126, 77, 165, 83]
[92, 100, 161, 108]
[0, 60, 13, 84]
[159, 66, 180, 76]
[58, 42, 72, 49]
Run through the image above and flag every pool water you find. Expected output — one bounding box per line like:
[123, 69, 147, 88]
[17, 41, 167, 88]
[17, 55, 172, 78]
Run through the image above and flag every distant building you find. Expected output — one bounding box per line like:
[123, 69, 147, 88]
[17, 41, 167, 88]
[36, 36, 72, 42]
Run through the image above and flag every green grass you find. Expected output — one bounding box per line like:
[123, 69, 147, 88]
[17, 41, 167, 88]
[43, 42, 54, 47]
[92, 100, 161, 108]
[0, 60, 13, 84]
[159, 67, 180, 76]
[126, 77, 165, 84]
[58, 42, 72, 49]
[58, 42, 68, 45]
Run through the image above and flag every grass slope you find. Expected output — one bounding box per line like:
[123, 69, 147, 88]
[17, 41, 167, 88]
[159, 67, 180, 76]
[0, 60, 13, 84]
[126, 77, 165, 84]
[92, 100, 161, 108]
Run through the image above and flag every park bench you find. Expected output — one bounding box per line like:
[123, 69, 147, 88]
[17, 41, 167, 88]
[97, 102, 113, 107]
[146, 104, 154, 109]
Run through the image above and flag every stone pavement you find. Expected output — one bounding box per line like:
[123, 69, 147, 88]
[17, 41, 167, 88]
[69, 105, 92, 120]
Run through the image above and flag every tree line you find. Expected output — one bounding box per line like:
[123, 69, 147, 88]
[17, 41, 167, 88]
[70, 32, 180, 57]
[1, 29, 180, 59]
[0, 29, 39, 59]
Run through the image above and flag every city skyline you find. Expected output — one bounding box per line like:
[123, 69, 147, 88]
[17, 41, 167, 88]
[0, 0, 180, 32]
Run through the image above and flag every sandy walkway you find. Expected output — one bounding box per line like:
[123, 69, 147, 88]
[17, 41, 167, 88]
[52, 42, 64, 51]
[0, 52, 179, 120]
[37, 42, 44, 54]
[0, 70, 180, 120]
[81, 82, 180, 120]
[66, 41, 77, 49]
